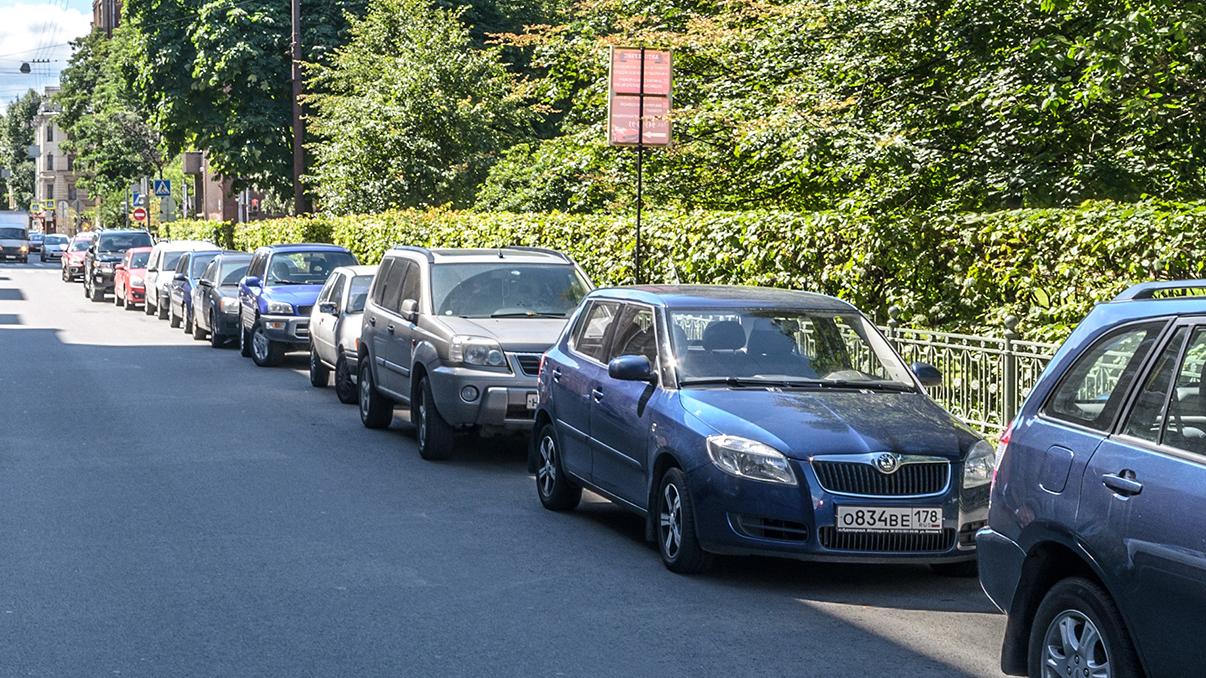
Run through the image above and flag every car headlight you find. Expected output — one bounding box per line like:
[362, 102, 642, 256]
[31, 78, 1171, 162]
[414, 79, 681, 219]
[448, 335, 507, 368]
[963, 439, 996, 489]
[19, 245, 28, 252]
[220, 297, 240, 313]
[265, 300, 293, 314]
[706, 435, 797, 485]
[130, 276, 144, 287]
[98, 262, 114, 271]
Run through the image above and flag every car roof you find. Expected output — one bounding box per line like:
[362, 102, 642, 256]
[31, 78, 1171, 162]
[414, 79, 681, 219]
[388, 246, 573, 265]
[126, 246, 153, 253]
[257, 242, 351, 254]
[587, 285, 858, 312]
[214, 250, 251, 259]
[334, 265, 378, 276]
[154, 240, 218, 251]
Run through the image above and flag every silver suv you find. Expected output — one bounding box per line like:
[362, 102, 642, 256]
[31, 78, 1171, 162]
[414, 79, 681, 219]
[358, 246, 593, 460]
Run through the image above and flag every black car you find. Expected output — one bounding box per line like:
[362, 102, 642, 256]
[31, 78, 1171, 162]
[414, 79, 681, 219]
[192, 251, 251, 347]
[83, 230, 154, 302]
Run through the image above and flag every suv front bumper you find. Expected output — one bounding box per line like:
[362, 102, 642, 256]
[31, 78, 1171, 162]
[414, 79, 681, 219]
[91, 268, 116, 290]
[258, 314, 310, 347]
[429, 364, 538, 430]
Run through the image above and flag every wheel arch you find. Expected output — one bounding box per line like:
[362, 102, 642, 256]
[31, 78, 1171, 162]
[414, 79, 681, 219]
[644, 448, 686, 542]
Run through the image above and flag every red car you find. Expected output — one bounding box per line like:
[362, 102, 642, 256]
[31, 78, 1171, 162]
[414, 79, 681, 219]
[114, 246, 151, 310]
[61, 232, 94, 282]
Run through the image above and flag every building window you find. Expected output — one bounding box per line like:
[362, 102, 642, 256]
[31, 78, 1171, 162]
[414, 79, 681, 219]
[46, 153, 54, 171]
[45, 182, 54, 201]
[68, 184, 78, 201]
[45, 125, 53, 142]
[66, 154, 74, 172]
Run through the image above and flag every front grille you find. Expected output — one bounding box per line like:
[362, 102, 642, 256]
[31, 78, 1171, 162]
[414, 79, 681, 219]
[732, 515, 809, 543]
[812, 460, 949, 496]
[296, 305, 313, 316]
[819, 527, 955, 553]
[515, 354, 542, 376]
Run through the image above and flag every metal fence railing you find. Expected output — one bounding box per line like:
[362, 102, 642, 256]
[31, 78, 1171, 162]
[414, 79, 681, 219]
[884, 308, 1060, 436]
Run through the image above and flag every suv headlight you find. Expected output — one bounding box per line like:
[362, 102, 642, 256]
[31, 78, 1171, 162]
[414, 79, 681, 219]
[448, 335, 507, 368]
[220, 297, 240, 313]
[963, 440, 996, 489]
[265, 300, 293, 314]
[97, 261, 114, 271]
[706, 435, 797, 485]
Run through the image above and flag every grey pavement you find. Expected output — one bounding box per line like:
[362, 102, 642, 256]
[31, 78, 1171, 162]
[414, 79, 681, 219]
[0, 261, 1007, 677]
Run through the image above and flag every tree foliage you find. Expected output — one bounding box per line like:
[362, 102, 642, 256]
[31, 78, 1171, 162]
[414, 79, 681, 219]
[2, 89, 42, 210]
[304, 0, 531, 213]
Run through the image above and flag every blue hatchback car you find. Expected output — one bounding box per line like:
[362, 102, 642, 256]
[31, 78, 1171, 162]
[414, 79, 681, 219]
[532, 286, 992, 574]
[238, 243, 358, 367]
[978, 280, 1206, 678]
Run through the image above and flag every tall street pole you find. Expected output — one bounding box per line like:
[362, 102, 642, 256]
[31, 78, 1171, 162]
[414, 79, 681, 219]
[290, 0, 309, 214]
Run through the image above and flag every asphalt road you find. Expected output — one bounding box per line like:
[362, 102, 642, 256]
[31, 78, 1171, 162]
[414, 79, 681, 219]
[0, 261, 1007, 677]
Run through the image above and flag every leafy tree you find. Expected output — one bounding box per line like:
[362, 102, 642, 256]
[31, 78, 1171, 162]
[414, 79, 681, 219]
[2, 89, 42, 210]
[304, 0, 531, 213]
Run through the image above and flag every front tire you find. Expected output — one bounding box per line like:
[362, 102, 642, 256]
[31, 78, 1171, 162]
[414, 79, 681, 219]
[656, 468, 712, 574]
[358, 361, 394, 429]
[1029, 577, 1139, 678]
[334, 356, 357, 404]
[535, 424, 581, 511]
[250, 320, 284, 367]
[309, 344, 330, 387]
[413, 375, 456, 461]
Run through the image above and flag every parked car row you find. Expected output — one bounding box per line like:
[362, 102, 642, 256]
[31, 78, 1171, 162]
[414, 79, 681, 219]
[57, 230, 1206, 677]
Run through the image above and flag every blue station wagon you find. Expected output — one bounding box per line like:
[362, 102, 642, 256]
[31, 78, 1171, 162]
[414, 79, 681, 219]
[978, 280, 1206, 678]
[532, 286, 992, 573]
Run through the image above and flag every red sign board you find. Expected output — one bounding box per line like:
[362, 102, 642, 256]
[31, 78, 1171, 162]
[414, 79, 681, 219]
[608, 95, 671, 146]
[607, 47, 673, 147]
[132, 207, 148, 223]
[610, 48, 672, 96]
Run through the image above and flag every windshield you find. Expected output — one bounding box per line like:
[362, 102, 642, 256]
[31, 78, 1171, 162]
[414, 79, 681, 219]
[129, 252, 150, 268]
[220, 259, 250, 285]
[431, 263, 591, 318]
[70, 239, 91, 251]
[266, 251, 356, 285]
[98, 232, 152, 253]
[669, 308, 915, 388]
[45, 235, 68, 245]
[0, 227, 26, 240]
[348, 275, 373, 313]
[191, 252, 219, 277]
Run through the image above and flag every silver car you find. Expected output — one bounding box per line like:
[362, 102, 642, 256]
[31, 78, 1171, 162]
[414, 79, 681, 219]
[40, 234, 68, 262]
[309, 265, 377, 403]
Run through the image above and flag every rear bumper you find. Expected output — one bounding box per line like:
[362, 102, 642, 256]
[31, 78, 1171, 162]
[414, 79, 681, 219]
[976, 527, 1027, 613]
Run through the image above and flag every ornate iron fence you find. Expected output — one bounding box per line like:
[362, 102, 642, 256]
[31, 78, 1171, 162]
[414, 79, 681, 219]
[884, 308, 1060, 436]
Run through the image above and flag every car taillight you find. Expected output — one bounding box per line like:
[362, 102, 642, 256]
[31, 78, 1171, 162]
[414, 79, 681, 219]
[992, 421, 1013, 490]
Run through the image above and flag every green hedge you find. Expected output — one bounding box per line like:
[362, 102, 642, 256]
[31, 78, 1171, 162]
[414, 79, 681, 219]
[161, 200, 1206, 340]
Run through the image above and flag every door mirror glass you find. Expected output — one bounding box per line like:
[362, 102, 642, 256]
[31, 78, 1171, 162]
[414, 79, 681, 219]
[911, 362, 942, 387]
[608, 355, 656, 382]
[400, 298, 419, 323]
[319, 302, 338, 316]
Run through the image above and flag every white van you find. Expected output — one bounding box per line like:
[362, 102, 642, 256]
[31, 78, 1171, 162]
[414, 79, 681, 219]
[0, 212, 31, 263]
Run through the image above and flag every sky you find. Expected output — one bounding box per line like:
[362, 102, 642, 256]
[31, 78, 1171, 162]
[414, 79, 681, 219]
[0, 0, 91, 110]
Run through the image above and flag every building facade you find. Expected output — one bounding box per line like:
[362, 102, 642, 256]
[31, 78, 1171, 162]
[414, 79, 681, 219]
[33, 87, 94, 235]
[92, 0, 121, 35]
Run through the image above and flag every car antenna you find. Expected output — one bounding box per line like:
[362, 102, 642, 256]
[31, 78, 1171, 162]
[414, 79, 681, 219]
[498, 248, 505, 259]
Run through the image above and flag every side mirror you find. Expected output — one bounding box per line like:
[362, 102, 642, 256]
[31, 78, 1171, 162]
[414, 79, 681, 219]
[911, 362, 942, 387]
[319, 302, 338, 315]
[198, 278, 213, 288]
[608, 355, 656, 382]
[400, 298, 419, 323]
[242, 276, 262, 289]
[173, 272, 187, 282]
[114, 264, 126, 272]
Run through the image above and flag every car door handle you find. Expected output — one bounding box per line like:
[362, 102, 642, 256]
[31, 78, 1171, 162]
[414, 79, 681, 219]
[1102, 471, 1143, 497]
[551, 368, 562, 383]
[591, 387, 604, 402]
[387, 324, 395, 335]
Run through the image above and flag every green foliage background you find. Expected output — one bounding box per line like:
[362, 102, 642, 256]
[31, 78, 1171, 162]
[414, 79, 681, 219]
[162, 200, 1206, 340]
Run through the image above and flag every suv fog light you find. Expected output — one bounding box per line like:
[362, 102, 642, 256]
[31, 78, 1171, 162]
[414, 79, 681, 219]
[460, 386, 480, 402]
[266, 320, 286, 330]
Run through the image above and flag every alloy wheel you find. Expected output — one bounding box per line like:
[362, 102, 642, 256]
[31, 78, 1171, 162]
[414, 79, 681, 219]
[359, 369, 372, 419]
[659, 482, 683, 560]
[252, 327, 270, 362]
[1043, 610, 1110, 678]
[537, 435, 557, 497]
[416, 389, 429, 450]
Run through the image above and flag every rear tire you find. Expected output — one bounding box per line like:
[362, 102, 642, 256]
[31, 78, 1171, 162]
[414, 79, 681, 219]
[209, 312, 226, 349]
[413, 375, 456, 461]
[358, 361, 394, 429]
[1028, 577, 1140, 678]
[239, 322, 252, 357]
[334, 356, 357, 404]
[124, 291, 136, 311]
[656, 468, 712, 574]
[535, 424, 581, 511]
[144, 297, 155, 315]
[157, 294, 168, 320]
[191, 311, 206, 339]
[114, 286, 123, 306]
[169, 304, 181, 328]
[309, 344, 330, 387]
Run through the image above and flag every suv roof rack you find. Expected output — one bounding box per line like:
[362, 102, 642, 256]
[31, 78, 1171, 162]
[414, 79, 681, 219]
[1113, 280, 1206, 301]
[391, 245, 435, 262]
[502, 246, 573, 262]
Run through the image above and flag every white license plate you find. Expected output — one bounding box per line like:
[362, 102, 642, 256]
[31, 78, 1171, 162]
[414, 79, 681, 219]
[526, 392, 539, 409]
[836, 506, 942, 533]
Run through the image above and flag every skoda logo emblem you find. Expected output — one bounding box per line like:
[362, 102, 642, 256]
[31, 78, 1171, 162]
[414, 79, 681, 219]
[875, 453, 900, 475]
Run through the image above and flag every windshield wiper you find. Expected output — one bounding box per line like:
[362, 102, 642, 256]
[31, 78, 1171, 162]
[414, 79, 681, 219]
[489, 311, 566, 318]
[818, 379, 915, 392]
[679, 377, 787, 388]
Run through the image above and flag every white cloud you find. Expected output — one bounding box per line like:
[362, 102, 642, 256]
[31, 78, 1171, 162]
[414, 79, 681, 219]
[0, 2, 91, 110]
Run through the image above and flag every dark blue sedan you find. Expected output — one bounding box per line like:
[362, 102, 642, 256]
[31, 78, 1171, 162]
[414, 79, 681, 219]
[532, 285, 991, 573]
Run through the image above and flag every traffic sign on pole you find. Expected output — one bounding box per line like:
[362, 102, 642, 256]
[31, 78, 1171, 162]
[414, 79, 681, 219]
[132, 207, 148, 223]
[132, 192, 146, 207]
[153, 179, 171, 197]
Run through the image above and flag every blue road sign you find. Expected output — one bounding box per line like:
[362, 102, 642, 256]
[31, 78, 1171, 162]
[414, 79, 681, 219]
[132, 193, 146, 207]
[153, 179, 171, 197]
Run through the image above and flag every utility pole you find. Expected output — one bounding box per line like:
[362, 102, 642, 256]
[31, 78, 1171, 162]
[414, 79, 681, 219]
[290, 0, 309, 215]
